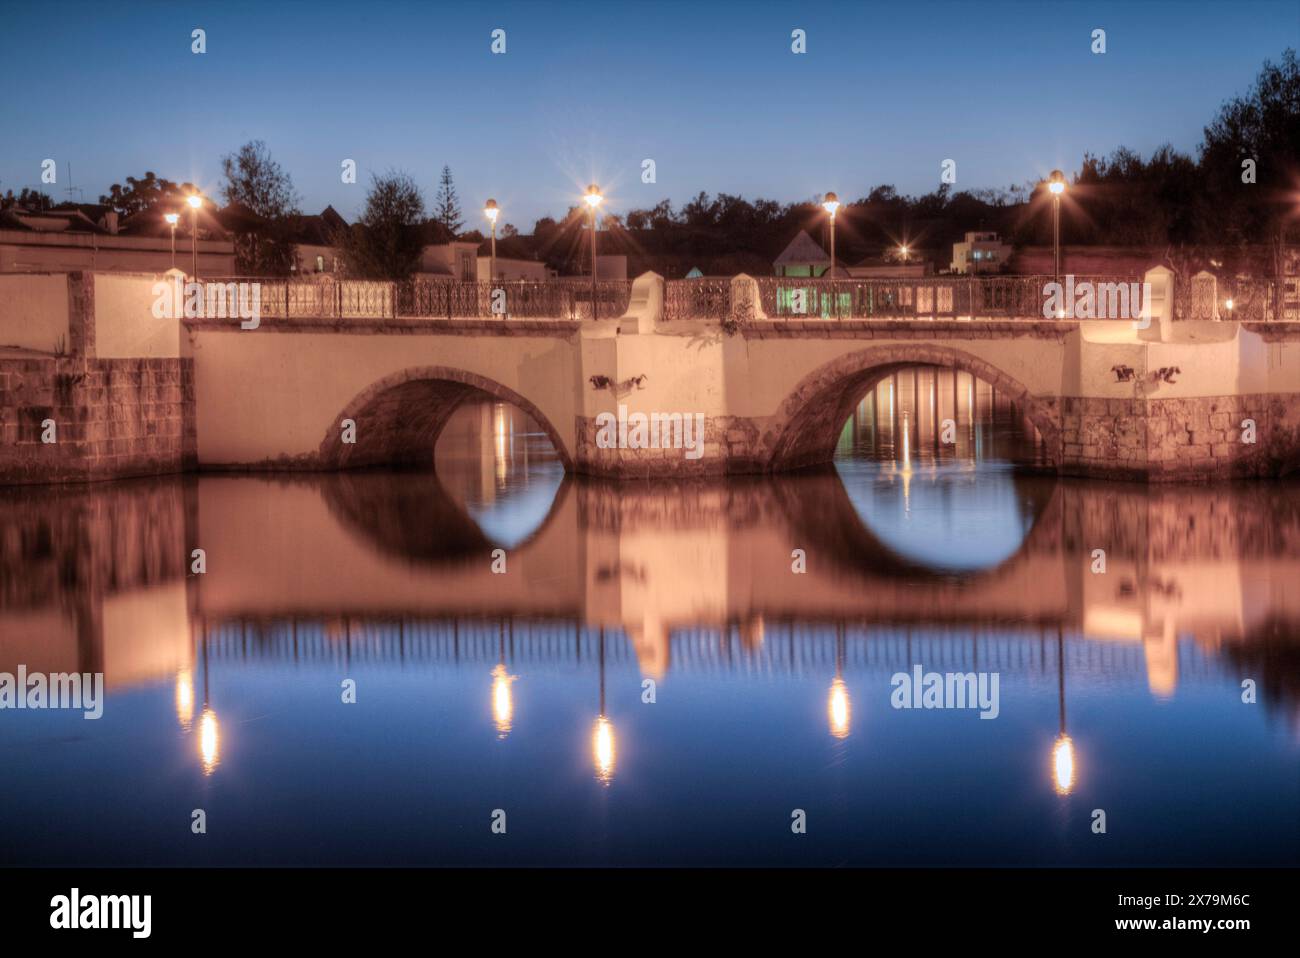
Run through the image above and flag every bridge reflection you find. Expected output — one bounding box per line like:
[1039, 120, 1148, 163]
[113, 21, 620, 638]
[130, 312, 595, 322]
[2, 465, 1298, 719]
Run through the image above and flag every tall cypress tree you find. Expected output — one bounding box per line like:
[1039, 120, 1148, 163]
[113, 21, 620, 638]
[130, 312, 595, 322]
[434, 165, 464, 236]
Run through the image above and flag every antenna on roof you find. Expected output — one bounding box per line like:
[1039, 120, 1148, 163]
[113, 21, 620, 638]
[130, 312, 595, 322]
[63, 162, 84, 203]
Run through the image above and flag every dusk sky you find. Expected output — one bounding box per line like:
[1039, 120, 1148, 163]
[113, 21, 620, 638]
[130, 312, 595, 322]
[2, 0, 1296, 229]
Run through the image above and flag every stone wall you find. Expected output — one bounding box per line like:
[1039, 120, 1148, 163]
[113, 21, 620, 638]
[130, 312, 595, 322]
[574, 413, 761, 477]
[0, 272, 196, 484]
[1061, 393, 1300, 481]
[0, 354, 197, 484]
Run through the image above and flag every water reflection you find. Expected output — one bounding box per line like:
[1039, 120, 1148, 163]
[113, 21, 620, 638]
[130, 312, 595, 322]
[1, 396, 1297, 866]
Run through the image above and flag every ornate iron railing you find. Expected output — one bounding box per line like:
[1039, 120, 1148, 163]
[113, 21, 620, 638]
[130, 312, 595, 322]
[1174, 275, 1277, 323]
[200, 278, 632, 320]
[750, 275, 1154, 321]
[199, 274, 1293, 324]
[663, 278, 733, 322]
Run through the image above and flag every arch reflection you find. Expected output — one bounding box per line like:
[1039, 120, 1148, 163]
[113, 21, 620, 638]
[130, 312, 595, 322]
[833, 365, 1053, 573]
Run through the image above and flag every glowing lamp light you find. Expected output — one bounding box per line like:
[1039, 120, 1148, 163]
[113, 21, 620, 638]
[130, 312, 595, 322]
[584, 184, 604, 209]
[822, 190, 840, 216]
[484, 198, 499, 224]
[175, 668, 194, 730]
[828, 677, 851, 739]
[1052, 734, 1075, 795]
[1225, 298, 1235, 312]
[1047, 170, 1067, 195]
[186, 194, 203, 209]
[592, 715, 616, 784]
[491, 664, 514, 738]
[164, 212, 179, 226]
[199, 708, 221, 776]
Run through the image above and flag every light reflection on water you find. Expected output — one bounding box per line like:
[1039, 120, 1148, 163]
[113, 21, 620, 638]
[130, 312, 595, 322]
[0, 381, 1297, 866]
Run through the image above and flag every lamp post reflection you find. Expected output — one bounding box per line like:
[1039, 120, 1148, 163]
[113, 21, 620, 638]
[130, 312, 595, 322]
[1051, 628, 1075, 795]
[827, 624, 851, 739]
[591, 628, 616, 784]
[491, 622, 516, 739]
[175, 667, 194, 730]
[198, 627, 220, 775]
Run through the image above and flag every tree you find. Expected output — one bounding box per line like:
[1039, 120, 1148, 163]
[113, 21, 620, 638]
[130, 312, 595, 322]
[338, 171, 426, 279]
[434, 165, 463, 236]
[99, 172, 193, 215]
[220, 140, 300, 275]
[1, 188, 55, 211]
[1199, 48, 1300, 277]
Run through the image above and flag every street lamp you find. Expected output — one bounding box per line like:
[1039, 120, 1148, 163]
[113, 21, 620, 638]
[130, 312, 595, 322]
[186, 194, 203, 278]
[164, 212, 179, 268]
[584, 184, 603, 319]
[1047, 170, 1067, 295]
[484, 198, 499, 284]
[822, 191, 840, 316]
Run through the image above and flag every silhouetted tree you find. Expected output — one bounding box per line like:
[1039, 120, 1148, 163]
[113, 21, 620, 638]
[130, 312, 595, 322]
[434, 165, 463, 236]
[99, 172, 193, 215]
[339, 171, 426, 279]
[1199, 48, 1300, 276]
[219, 140, 300, 275]
[1, 188, 55, 211]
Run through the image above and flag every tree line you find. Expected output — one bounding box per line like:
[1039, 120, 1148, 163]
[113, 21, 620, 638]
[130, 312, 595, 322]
[5, 49, 1295, 280]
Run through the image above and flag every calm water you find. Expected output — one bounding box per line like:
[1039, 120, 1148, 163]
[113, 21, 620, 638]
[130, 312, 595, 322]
[1, 367, 1297, 866]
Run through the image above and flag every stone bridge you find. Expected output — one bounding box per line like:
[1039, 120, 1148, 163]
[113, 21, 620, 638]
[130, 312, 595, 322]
[3, 269, 1300, 483]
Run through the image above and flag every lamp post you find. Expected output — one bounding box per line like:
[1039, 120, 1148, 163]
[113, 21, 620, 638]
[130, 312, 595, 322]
[822, 191, 839, 317]
[164, 212, 179, 268]
[484, 198, 499, 283]
[584, 184, 603, 320]
[186, 194, 203, 278]
[1048, 171, 1067, 295]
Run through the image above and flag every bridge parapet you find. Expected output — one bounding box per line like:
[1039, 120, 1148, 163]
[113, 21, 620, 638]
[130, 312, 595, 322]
[204, 276, 633, 321]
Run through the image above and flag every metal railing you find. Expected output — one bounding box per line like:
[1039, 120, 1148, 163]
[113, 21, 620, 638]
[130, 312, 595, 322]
[200, 277, 632, 321]
[198, 274, 1297, 324]
[663, 277, 734, 322]
[750, 275, 1149, 321]
[1174, 276, 1278, 323]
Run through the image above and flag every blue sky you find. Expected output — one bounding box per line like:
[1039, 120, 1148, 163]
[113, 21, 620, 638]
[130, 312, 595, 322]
[2, 0, 1296, 230]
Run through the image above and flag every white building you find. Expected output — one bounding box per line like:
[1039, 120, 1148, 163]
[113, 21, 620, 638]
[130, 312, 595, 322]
[950, 231, 1011, 274]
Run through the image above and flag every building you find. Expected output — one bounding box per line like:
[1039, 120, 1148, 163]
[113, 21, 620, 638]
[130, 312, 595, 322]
[774, 230, 831, 277]
[595, 254, 627, 281]
[950, 231, 1011, 274]
[1008, 246, 1160, 277]
[287, 206, 348, 274]
[418, 241, 480, 281]
[0, 205, 235, 274]
[846, 257, 934, 280]
[475, 235, 551, 282]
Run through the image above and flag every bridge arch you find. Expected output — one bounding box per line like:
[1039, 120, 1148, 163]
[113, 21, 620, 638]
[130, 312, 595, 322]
[318, 365, 574, 471]
[761, 344, 1062, 471]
